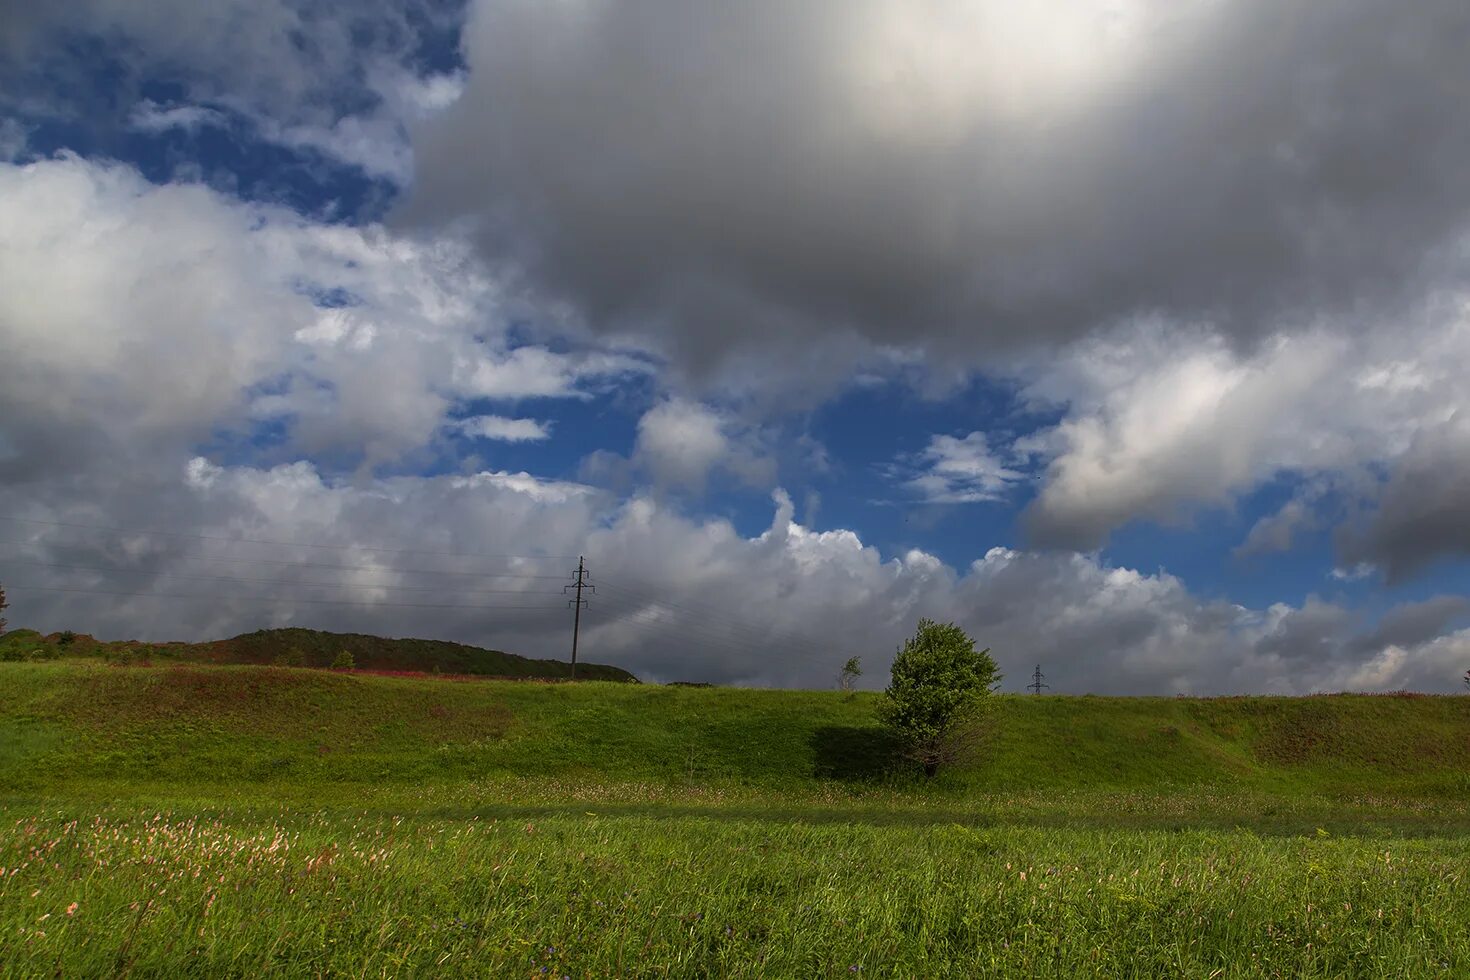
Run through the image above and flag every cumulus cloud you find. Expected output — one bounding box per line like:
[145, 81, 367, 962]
[1236, 499, 1318, 558]
[630, 398, 776, 493]
[4, 460, 1465, 693]
[1, 0, 464, 184]
[404, 0, 1470, 386]
[7, 2, 1470, 692]
[1013, 306, 1470, 552]
[0, 155, 638, 482]
[127, 101, 228, 134]
[0, 155, 1457, 693]
[453, 415, 551, 443]
[900, 432, 1024, 504]
[1338, 415, 1470, 581]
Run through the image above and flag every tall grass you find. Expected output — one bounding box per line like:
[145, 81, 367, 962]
[3, 807, 1467, 977]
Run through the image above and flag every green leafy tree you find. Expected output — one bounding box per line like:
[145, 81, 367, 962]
[331, 650, 356, 671]
[838, 656, 863, 693]
[275, 647, 307, 668]
[877, 619, 1000, 778]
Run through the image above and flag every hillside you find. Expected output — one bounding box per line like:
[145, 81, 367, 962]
[5, 660, 1470, 977]
[0, 626, 636, 682]
[3, 660, 1468, 804]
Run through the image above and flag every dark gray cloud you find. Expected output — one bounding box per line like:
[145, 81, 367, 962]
[1347, 594, 1470, 656]
[1340, 416, 1470, 581]
[405, 0, 1470, 383]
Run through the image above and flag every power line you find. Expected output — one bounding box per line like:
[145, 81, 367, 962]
[3, 583, 570, 612]
[0, 515, 578, 562]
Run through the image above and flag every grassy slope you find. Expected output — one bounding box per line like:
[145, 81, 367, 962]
[0, 626, 636, 681]
[3, 660, 1468, 800]
[5, 661, 1470, 977]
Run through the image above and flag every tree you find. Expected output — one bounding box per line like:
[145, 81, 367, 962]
[838, 656, 862, 693]
[275, 647, 306, 668]
[877, 619, 1000, 778]
[330, 650, 356, 671]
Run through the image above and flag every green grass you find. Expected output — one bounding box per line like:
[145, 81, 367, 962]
[3, 660, 1470, 976]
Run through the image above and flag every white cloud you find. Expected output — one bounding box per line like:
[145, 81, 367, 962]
[0, 119, 29, 160]
[453, 415, 552, 443]
[1017, 310, 1470, 550]
[5, 457, 1464, 693]
[454, 346, 652, 402]
[634, 399, 730, 491]
[902, 432, 1023, 504]
[127, 101, 227, 134]
[0, 155, 638, 479]
[631, 398, 776, 492]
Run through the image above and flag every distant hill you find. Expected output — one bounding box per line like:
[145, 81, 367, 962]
[0, 626, 636, 682]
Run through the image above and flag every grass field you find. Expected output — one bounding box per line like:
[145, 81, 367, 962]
[3, 660, 1469, 976]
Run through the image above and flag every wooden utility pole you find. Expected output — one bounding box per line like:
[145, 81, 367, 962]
[564, 556, 593, 679]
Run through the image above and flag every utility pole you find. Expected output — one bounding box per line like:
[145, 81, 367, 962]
[564, 556, 593, 680]
[1028, 664, 1049, 695]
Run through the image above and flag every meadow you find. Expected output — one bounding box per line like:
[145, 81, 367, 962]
[3, 660, 1469, 976]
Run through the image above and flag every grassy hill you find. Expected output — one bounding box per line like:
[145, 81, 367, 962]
[4, 660, 1470, 977]
[3, 659, 1467, 803]
[0, 625, 636, 681]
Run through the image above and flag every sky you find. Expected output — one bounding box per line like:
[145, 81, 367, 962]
[3, 0, 1470, 693]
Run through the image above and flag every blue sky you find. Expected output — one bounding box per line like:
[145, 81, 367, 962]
[3, 0, 1470, 692]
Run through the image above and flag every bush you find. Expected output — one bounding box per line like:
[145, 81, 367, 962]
[0, 647, 23, 662]
[331, 650, 356, 671]
[275, 648, 307, 668]
[57, 630, 77, 647]
[877, 619, 1000, 778]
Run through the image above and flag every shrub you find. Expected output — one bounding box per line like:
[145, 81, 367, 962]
[57, 630, 77, 647]
[275, 648, 307, 668]
[877, 619, 1000, 778]
[331, 650, 356, 671]
[0, 647, 23, 662]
